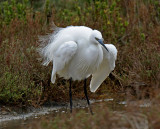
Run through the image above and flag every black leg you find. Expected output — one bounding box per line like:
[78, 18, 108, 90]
[84, 79, 93, 115]
[69, 78, 72, 113]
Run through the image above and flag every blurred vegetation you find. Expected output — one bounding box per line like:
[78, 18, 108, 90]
[24, 101, 160, 129]
[0, 0, 160, 106]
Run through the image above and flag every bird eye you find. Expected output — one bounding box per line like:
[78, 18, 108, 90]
[95, 37, 99, 41]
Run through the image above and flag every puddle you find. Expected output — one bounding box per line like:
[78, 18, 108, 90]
[0, 99, 115, 129]
[0, 107, 67, 129]
[0, 99, 151, 129]
[118, 99, 152, 107]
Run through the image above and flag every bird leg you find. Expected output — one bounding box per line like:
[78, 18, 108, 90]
[69, 78, 73, 113]
[84, 79, 93, 115]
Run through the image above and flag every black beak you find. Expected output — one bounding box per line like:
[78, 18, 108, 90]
[98, 39, 109, 52]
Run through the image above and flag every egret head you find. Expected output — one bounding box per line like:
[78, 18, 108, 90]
[90, 30, 109, 52]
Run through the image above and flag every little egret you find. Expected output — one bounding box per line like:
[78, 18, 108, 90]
[39, 26, 117, 114]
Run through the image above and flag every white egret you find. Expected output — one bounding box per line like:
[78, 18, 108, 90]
[39, 26, 117, 114]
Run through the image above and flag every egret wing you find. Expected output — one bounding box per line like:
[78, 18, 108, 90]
[90, 44, 117, 92]
[51, 41, 78, 83]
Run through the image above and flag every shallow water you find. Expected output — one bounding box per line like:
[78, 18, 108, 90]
[0, 98, 151, 129]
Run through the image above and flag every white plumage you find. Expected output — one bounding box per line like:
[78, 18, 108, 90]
[39, 26, 117, 93]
